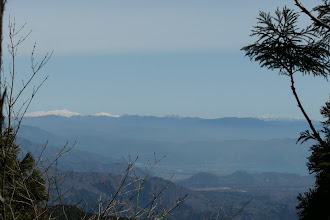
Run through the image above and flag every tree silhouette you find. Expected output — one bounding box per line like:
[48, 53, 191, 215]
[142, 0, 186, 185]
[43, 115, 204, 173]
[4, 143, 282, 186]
[0, 128, 47, 219]
[242, 1, 330, 219]
[296, 101, 330, 219]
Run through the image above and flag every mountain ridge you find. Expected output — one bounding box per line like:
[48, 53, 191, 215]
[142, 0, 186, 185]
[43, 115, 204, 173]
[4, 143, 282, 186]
[25, 109, 309, 121]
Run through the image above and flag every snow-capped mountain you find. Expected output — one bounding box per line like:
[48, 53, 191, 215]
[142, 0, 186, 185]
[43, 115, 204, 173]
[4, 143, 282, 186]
[93, 112, 120, 117]
[25, 110, 121, 118]
[25, 110, 82, 117]
[25, 110, 307, 121]
[255, 114, 303, 121]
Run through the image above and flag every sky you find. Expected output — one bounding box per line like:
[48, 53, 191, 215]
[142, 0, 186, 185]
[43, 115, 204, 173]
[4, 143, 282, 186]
[2, 0, 329, 119]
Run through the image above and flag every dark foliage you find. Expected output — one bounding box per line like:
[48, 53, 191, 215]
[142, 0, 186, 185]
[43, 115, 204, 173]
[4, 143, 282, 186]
[0, 128, 47, 219]
[312, 0, 330, 37]
[243, 2, 330, 219]
[241, 7, 330, 78]
[297, 101, 330, 219]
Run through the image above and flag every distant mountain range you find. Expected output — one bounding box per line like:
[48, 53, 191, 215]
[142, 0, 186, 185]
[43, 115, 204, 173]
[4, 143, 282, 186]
[25, 109, 306, 121]
[17, 110, 318, 219]
[17, 112, 319, 178]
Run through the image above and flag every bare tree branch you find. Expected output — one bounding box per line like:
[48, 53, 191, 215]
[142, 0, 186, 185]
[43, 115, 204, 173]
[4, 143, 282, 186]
[295, 0, 330, 30]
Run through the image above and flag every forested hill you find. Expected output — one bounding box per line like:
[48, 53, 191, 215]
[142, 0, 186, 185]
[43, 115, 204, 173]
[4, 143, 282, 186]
[43, 169, 312, 220]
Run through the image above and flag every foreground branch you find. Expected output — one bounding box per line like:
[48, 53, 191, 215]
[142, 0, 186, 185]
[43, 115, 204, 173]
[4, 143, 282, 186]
[295, 0, 330, 30]
[289, 72, 325, 146]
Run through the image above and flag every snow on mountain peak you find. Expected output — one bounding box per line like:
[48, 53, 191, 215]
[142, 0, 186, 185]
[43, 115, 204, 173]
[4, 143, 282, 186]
[93, 112, 120, 117]
[25, 110, 122, 118]
[256, 114, 303, 121]
[25, 110, 82, 118]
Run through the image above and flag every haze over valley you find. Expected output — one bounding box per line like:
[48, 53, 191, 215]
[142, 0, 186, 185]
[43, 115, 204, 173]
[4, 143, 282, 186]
[14, 109, 317, 219]
[2, 1, 329, 219]
[19, 109, 315, 178]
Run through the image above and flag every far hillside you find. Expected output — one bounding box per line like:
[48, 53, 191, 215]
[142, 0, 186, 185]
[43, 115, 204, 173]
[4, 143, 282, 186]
[19, 113, 314, 179]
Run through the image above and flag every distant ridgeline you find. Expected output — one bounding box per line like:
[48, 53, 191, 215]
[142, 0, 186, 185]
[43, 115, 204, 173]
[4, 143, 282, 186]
[15, 112, 317, 219]
[18, 112, 315, 176]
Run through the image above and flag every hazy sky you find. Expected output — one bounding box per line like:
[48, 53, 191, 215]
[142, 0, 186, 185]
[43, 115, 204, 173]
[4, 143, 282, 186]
[3, 0, 329, 119]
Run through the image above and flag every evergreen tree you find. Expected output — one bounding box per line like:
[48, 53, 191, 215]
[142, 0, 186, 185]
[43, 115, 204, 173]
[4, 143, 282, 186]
[0, 127, 48, 219]
[242, 1, 330, 219]
[296, 101, 330, 219]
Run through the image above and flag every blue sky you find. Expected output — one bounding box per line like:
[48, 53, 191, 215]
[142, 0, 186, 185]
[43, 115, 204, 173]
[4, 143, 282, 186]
[2, 0, 329, 119]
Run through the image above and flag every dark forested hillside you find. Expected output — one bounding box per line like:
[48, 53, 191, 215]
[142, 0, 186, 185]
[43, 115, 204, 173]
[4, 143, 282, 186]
[48, 170, 313, 220]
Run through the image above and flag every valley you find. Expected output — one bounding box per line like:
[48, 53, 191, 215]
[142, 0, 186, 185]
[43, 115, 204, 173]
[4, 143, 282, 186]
[15, 112, 318, 219]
